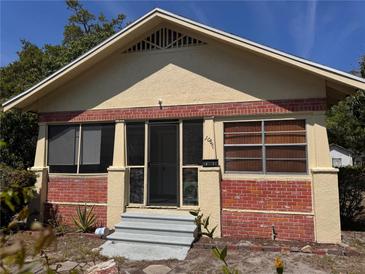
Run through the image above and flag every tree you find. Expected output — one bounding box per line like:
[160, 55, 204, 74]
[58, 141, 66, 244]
[0, 110, 38, 169]
[0, 0, 126, 103]
[0, 41, 46, 102]
[327, 56, 365, 156]
[61, 0, 126, 65]
[0, 0, 127, 167]
[0, 1, 127, 227]
[360, 56, 365, 79]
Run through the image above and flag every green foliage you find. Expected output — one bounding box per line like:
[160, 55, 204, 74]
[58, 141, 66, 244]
[212, 246, 238, 274]
[46, 205, 69, 236]
[0, 164, 36, 228]
[0, 110, 38, 169]
[338, 166, 365, 230]
[0, 222, 58, 273]
[189, 209, 217, 238]
[190, 209, 238, 274]
[73, 205, 97, 233]
[359, 55, 365, 78]
[0, 186, 57, 273]
[327, 90, 365, 156]
[0, 40, 45, 101]
[327, 56, 365, 156]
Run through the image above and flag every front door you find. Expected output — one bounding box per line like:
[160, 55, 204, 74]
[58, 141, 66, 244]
[148, 121, 179, 206]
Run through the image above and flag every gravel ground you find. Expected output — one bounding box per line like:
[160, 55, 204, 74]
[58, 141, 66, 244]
[7, 230, 365, 273]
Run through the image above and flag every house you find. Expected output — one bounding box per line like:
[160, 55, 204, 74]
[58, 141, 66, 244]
[330, 144, 365, 168]
[330, 144, 353, 167]
[3, 9, 365, 246]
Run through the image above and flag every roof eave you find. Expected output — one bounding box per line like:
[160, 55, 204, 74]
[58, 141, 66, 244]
[3, 8, 365, 111]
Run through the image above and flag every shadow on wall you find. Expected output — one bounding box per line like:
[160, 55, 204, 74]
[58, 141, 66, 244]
[338, 166, 365, 231]
[34, 39, 324, 113]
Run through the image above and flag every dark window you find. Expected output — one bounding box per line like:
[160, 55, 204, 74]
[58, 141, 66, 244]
[224, 120, 307, 173]
[48, 125, 79, 173]
[183, 120, 203, 165]
[126, 123, 145, 166]
[79, 124, 115, 173]
[129, 168, 144, 204]
[48, 124, 115, 173]
[183, 168, 198, 205]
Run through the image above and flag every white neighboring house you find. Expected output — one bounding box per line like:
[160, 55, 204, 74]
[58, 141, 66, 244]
[330, 144, 353, 167]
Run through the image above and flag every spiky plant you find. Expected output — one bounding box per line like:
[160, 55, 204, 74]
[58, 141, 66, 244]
[72, 205, 96, 233]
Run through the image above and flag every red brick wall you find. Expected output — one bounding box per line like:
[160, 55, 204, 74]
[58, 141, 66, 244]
[45, 176, 107, 226]
[222, 180, 312, 212]
[47, 176, 107, 203]
[221, 179, 314, 241]
[39, 98, 326, 122]
[222, 211, 314, 242]
[45, 203, 107, 226]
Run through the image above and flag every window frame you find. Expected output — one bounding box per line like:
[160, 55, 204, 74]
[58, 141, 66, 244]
[332, 158, 342, 167]
[47, 122, 115, 174]
[125, 119, 201, 208]
[126, 122, 147, 205]
[223, 118, 308, 175]
[181, 119, 203, 206]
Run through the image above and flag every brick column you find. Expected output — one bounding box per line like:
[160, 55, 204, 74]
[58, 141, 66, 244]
[29, 123, 48, 222]
[199, 117, 221, 237]
[107, 120, 127, 228]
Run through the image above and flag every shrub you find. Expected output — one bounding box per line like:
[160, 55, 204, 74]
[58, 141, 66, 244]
[0, 110, 38, 169]
[338, 166, 365, 230]
[73, 205, 97, 233]
[0, 164, 36, 228]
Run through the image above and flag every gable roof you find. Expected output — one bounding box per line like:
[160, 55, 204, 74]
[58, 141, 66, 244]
[329, 144, 353, 156]
[3, 8, 365, 111]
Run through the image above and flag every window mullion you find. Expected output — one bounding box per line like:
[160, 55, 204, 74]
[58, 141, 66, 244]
[76, 124, 82, 174]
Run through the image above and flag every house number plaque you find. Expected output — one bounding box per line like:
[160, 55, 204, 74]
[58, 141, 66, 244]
[202, 159, 219, 167]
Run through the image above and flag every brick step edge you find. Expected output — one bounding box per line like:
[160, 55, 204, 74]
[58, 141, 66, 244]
[193, 242, 361, 256]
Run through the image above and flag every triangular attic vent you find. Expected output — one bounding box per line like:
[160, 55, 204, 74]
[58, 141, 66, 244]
[124, 27, 206, 53]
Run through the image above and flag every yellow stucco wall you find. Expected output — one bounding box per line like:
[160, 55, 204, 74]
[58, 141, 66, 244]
[31, 40, 325, 112]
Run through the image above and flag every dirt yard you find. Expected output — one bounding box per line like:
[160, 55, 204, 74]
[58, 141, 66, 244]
[6, 230, 365, 273]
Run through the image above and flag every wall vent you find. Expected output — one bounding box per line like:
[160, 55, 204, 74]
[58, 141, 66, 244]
[124, 27, 206, 53]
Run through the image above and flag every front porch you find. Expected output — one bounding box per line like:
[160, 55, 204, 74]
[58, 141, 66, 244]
[102, 118, 222, 235]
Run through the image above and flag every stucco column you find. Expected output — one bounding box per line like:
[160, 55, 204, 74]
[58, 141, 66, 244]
[199, 117, 221, 237]
[203, 117, 217, 159]
[107, 120, 127, 228]
[309, 114, 341, 243]
[29, 123, 48, 223]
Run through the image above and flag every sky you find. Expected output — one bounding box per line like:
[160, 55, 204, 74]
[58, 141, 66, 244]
[0, 1, 364, 74]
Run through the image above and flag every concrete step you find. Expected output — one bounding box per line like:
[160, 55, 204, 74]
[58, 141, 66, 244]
[114, 221, 197, 237]
[100, 241, 191, 260]
[121, 212, 196, 225]
[106, 212, 197, 250]
[107, 231, 194, 247]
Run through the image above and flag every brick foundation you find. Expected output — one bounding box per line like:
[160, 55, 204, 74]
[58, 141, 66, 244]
[222, 211, 314, 242]
[39, 98, 326, 122]
[44, 203, 107, 226]
[45, 176, 107, 226]
[221, 179, 315, 241]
